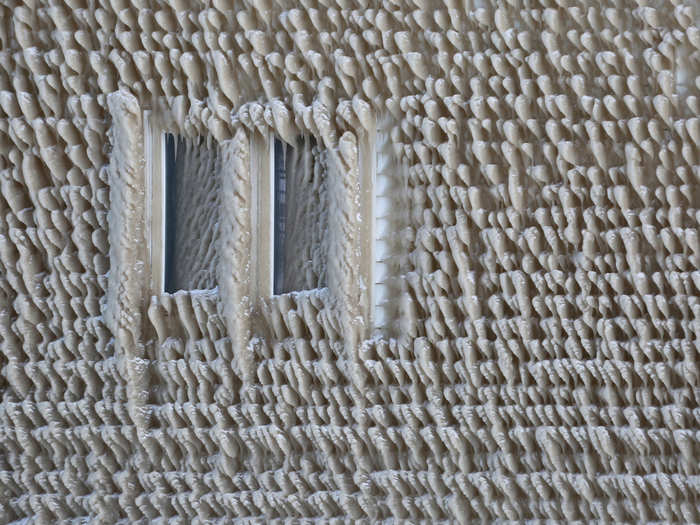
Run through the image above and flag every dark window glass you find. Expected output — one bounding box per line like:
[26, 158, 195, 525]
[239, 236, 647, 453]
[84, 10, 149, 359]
[273, 135, 328, 294]
[164, 134, 221, 292]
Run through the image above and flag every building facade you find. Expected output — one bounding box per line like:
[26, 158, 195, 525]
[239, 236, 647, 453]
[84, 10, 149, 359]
[0, 0, 699, 522]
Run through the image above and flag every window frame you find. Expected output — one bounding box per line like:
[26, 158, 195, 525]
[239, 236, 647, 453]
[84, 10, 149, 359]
[250, 130, 276, 299]
[144, 110, 167, 295]
[249, 127, 390, 335]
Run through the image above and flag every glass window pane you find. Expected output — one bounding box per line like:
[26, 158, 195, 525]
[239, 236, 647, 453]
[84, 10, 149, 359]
[164, 134, 221, 292]
[273, 135, 328, 294]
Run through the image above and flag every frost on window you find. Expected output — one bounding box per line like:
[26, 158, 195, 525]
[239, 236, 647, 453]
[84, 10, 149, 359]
[272, 135, 329, 294]
[163, 134, 221, 292]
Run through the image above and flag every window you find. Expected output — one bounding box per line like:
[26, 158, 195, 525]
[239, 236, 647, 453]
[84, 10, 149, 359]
[163, 134, 221, 292]
[249, 125, 404, 337]
[146, 115, 221, 293]
[271, 135, 329, 295]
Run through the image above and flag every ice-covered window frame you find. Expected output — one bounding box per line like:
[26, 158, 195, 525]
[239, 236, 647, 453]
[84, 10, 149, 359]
[144, 112, 221, 294]
[249, 131, 330, 298]
[371, 120, 409, 336]
[248, 122, 406, 337]
[272, 134, 329, 295]
[106, 93, 227, 414]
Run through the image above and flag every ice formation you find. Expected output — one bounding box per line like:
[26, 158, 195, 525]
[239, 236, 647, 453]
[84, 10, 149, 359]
[0, 0, 698, 522]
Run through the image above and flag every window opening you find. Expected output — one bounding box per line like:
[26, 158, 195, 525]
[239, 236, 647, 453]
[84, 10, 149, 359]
[272, 135, 328, 294]
[162, 134, 221, 293]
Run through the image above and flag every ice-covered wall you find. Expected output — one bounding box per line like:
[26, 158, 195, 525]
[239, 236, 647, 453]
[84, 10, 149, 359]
[0, 0, 699, 523]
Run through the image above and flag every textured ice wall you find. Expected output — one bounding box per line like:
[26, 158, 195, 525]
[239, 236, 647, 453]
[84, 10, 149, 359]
[0, 0, 698, 523]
